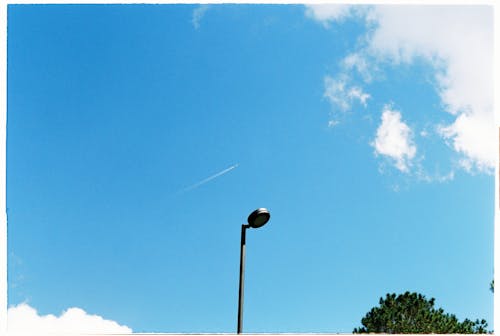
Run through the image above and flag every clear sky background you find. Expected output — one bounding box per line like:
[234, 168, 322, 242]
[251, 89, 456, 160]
[6, 4, 495, 334]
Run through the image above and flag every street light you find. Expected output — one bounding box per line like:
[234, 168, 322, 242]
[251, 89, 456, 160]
[237, 208, 270, 334]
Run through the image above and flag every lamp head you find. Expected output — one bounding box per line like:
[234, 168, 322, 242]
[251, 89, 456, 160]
[247, 208, 270, 228]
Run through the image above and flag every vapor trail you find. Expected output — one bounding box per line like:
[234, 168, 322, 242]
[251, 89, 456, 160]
[181, 163, 240, 192]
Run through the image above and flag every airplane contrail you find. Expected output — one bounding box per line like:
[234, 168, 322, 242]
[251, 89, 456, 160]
[181, 163, 240, 192]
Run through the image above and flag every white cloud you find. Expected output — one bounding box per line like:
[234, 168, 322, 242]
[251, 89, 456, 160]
[348, 87, 370, 107]
[306, 5, 495, 174]
[192, 5, 210, 30]
[7, 303, 132, 335]
[342, 52, 374, 82]
[328, 119, 339, 128]
[305, 4, 353, 27]
[324, 76, 349, 111]
[368, 6, 494, 173]
[324, 76, 370, 111]
[438, 112, 496, 173]
[372, 107, 417, 173]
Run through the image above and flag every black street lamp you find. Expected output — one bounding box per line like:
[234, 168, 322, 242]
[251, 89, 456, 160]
[237, 208, 270, 334]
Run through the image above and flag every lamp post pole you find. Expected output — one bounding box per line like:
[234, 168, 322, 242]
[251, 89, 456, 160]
[237, 224, 250, 334]
[236, 208, 270, 334]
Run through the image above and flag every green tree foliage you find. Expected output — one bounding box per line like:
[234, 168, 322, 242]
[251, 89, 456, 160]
[353, 292, 489, 334]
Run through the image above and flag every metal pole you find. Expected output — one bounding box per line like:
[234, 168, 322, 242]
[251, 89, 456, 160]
[237, 224, 249, 334]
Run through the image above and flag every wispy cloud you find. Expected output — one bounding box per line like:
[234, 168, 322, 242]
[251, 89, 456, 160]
[181, 163, 239, 193]
[324, 76, 371, 112]
[192, 5, 210, 30]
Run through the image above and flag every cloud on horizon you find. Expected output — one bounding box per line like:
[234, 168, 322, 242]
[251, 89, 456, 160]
[306, 4, 495, 175]
[8, 303, 132, 335]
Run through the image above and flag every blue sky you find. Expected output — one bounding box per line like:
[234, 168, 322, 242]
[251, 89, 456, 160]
[6, 4, 495, 333]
